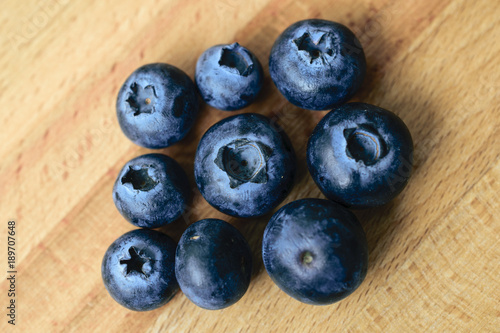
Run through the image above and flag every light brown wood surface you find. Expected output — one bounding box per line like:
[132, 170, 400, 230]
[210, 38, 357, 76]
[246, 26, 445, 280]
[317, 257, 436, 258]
[1, 0, 499, 332]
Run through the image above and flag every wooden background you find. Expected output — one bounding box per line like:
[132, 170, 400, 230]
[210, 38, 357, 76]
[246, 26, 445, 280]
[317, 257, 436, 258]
[1, 0, 499, 332]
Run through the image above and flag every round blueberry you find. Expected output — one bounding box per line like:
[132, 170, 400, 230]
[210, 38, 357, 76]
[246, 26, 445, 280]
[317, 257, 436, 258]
[194, 113, 296, 218]
[101, 229, 178, 311]
[269, 19, 366, 110]
[307, 103, 413, 208]
[113, 153, 190, 228]
[262, 198, 368, 305]
[195, 43, 263, 111]
[116, 63, 199, 148]
[175, 219, 252, 310]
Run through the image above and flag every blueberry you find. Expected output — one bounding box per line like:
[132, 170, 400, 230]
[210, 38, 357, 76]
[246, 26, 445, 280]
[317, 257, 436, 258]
[194, 113, 296, 217]
[269, 19, 366, 110]
[307, 103, 413, 208]
[101, 229, 178, 311]
[195, 43, 264, 111]
[116, 63, 199, 148]
[262, 198, 368, 305]
[175, 219, 252, 310]
[113, 153, 190, 228]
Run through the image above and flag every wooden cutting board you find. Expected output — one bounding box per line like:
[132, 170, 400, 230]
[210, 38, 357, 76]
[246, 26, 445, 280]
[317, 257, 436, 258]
[1, 0, 499, 331]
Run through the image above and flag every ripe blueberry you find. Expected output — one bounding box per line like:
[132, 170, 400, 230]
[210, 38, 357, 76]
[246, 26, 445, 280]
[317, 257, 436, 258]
[307, 103, 413, 208]
[116, 63, 199, 148]
[113, 153, 190, 228]
[101, 229, 178, 311]
[262, 198, 368, 305]
[269, 19, 366, 110]
[195, 42, 264, 111]
[194, 113, 296, 217]
[175, 219, 252, 310]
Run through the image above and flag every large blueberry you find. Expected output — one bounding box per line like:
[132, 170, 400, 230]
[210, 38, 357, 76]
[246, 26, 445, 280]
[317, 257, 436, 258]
[195, 43, 264, 111]
[113, 153, 190, 228]
[116, 63, 199, 148]
[175, 219, 252, 310]
[101, 229, 178, 311]
[262, 198, 368, 305]
[194, 113, 296, 217]
[269, 19, 366, 110]
[307, 103, 413, 208]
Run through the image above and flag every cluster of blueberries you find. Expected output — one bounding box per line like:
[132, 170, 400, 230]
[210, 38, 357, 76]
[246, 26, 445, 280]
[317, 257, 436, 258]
[102, 19, 413, 311]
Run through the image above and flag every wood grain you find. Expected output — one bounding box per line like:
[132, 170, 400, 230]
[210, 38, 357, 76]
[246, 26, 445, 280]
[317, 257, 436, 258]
[1, 0, 499, 332]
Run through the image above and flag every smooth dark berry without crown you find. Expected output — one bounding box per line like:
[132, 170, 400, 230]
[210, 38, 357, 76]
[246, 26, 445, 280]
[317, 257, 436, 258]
[175, 219, 252, 310]
[262, 198, 368, 305]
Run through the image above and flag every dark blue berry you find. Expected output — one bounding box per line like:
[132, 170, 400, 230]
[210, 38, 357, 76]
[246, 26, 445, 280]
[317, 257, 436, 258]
[307, 103, 413, 208]
[196, 43, 264, 111]
[101, 229, 178, 311]
[113, 154, 190, 228]
[262, 198, 368, 305]
[269, 19, 366, 110]
[194, 113, 296, 217]
[175, 219, 252, 310]
[116, 63, 199, 148]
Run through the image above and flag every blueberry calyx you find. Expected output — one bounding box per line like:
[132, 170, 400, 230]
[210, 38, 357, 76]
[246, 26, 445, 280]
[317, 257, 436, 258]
[218, 43, 254, 76]
[214, 138, 273, 189]
[126, 82, 158, 116]
[121, 165, 159, 191]
[119, 247, 151, 276]
[344, 125, 387, 166]
[293, 31, 335, 64]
